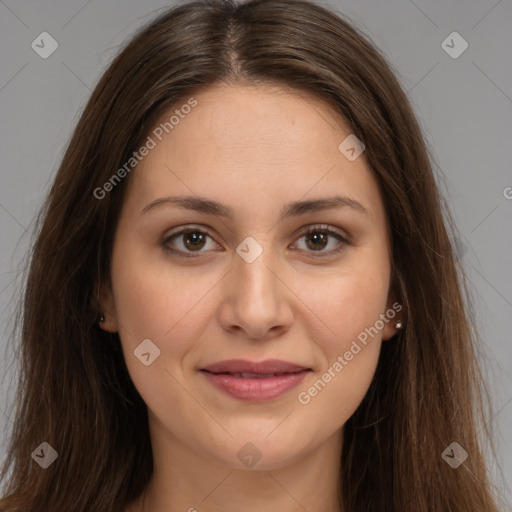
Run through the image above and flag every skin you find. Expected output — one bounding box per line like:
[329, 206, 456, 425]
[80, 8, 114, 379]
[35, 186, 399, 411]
[99, 82, 401, 512]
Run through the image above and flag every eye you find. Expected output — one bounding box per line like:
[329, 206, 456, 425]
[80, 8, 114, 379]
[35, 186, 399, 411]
[161, 226, 220, 258]
[291, 224, 349, 257]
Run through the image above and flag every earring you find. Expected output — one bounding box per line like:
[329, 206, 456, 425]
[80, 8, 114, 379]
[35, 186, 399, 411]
[99, 314, 105, 323]
[395, 321, 402, 329]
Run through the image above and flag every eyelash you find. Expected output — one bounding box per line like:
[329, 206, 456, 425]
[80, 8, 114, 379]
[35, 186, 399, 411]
[161, 224, 350, 259]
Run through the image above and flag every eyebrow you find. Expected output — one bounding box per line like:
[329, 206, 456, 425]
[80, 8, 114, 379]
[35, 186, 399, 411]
[141, 194, 369, 221]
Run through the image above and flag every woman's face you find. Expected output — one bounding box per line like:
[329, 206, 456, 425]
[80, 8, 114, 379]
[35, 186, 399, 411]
[100, 83, 399, 469]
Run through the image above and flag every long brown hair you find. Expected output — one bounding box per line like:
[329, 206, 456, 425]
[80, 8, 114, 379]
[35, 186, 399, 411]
[0, 0, 505, 510]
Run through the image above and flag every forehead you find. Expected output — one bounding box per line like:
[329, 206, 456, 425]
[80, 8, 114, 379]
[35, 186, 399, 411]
[168, 83, 352, 158]
[124, 83, 383, 223]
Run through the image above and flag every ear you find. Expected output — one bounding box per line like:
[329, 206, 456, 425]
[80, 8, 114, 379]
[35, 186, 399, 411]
[381, 293, 404, 341]
[96, 279, 118, 333]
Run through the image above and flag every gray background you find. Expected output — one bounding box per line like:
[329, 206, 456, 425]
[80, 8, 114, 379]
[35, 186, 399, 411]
[0, 0, 510, 507]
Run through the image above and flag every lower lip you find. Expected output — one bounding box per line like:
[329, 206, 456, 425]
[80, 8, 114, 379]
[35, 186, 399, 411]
[201, 370, 310, 402]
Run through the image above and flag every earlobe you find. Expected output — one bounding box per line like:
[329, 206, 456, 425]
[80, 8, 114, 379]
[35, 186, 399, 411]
[98, 312, 117, 333]
[382, 291, 404, 341]
[382, 318, 403, 341]
[97, 282, 118, 333]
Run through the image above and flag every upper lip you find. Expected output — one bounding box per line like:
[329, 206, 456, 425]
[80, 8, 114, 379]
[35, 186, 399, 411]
[201, 359, 310, 374]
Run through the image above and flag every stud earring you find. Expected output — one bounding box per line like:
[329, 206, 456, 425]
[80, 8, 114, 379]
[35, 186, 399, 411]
[99, 315, 105, 323]
[395, 321, 402, 329]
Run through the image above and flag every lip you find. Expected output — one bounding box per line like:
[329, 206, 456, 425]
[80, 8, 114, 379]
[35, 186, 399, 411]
[200, 359, 311, 402]
[201, 358, 309, 374]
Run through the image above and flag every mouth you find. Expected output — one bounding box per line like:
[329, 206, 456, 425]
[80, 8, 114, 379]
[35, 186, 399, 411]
[200, 358, 311, 375]
[199, 360, 312, 401]
[201, 371, 301, 378]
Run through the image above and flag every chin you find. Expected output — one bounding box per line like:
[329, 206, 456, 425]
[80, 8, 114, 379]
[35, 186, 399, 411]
[208, 433, 314, 471]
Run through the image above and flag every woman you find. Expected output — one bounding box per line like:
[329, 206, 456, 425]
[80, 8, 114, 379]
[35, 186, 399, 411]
[0, 0, 505, 510]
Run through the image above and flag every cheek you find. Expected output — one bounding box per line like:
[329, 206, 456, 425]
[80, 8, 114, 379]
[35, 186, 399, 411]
[293, 257, 389, 423]
[298, 256, 390, 350]
[109, 250, 222, 403]
[297, 342, 381, 438]
[109, 256, 215, 416]
[111, 248, 221, 342]
[295, 282, 386, 431]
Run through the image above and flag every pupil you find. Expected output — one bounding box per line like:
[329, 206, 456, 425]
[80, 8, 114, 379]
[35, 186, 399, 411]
[184, 232, 205, 250]
[306, 232, 327, 250]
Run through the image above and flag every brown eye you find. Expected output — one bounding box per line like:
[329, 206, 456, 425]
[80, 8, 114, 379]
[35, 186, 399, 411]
[304, 231, 329, 251]
[162, 227, 219, 258]
[181, 230, 207, 251]
[292, 225, 349, 257]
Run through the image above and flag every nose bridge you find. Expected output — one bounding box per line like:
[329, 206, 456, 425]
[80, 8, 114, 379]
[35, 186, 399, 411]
[234, 236, 280, 308]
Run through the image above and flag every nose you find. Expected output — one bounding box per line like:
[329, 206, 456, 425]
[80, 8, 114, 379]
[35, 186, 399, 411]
[217, 242, 294, 340]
